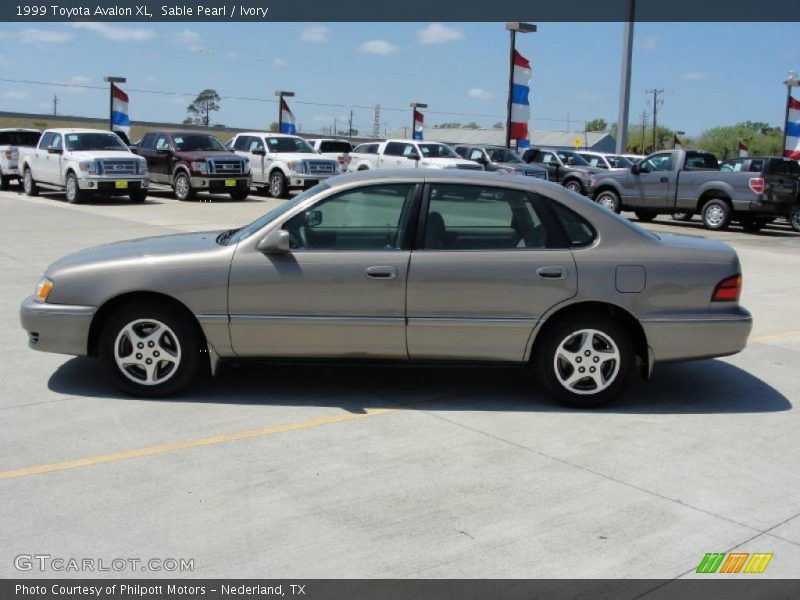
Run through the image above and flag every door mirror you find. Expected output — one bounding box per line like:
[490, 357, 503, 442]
[252, 148, 266, 156]
[305, 210, 322, 228]
[407, 150, 421, 161]
[256, 229, 291, 253]
[47, 146, 62, 154]
[156, 148, 171, 156]
[630, 163, 640, 174]
[128, 144, 139, 152]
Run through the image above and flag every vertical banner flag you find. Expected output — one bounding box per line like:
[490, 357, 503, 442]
[510, 50, 531, 142]
[738, 140, 749, 157]
[280, 97, 296, 135]
[785, 95, 800, 160]
[110, 84, 130, 137]
[673, 133, 682, 149]
[413, 109, 424, 140]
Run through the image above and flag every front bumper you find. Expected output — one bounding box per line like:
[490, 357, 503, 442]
[20, 297, 94, 356]
[77, 175, 149, 192]
[641, 306, 753, 363]
[189, 175, 252, 192]
[288, 173, 334, 188]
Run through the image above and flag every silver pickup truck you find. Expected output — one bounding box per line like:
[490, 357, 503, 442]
[0, 128, 41, 190]
[589, 149, 800, 232]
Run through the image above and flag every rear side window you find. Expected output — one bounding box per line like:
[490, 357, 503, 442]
[319, 141, 352, 153]
[684, 152, 718, 170]
[0, 131, 40, 146]
[549, 202, 597, 247]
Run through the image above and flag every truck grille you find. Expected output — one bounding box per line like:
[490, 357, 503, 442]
[99, 159, 138, 176]
[306, 160, 337, 175]
[208, 159, 245, 175]
[456, 163, 483, 171]
[525, 169, 548, 179]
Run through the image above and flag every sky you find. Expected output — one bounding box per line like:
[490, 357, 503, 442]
[0, 21, 798, 137]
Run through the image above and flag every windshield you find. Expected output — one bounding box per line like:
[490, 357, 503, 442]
[319, 141, 352, 153]
[557, 150, 590, 166]
[267, 137, 315, 153]
[488, 148, 523, 163]
[607, 155, 632, 168]
[0, 131, 40, 147]
[418, 143, 459, 158]
[579, 154, 606, 168]
[172, 134, 227, 152]
[226, 183, 329, 245]
[65, 132, 127, 151]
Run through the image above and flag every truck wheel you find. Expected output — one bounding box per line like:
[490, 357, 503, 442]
[269, 171, 288, 198]
[0, 172, 9, 191]
[357, 165, 370, 171]
[229, 189, 249, 201]
[740, 217, 767, 233]
[595, 190, 621, 213]
[634, 209, 657, 222]
[790, 207, 800, 233]
[701, 199, 731, 231]
[564, 179, 584, 194]
[671, 211, 693, 222]
[129, 190, 147, 203]
[173, 172, 196, 201]
[65, 172, 85, 204]
[23, 168, 39, 197]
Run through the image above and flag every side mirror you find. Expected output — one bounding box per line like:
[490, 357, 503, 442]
[252, 148, 266, 156]
[256, 229, 291, 253]
[630, 163, 640, 174]
[305, 210, 322, 228]
[156, 148, 171, 155]
[47, 146, 62, 154]
[128, 144, 139, 152]
[408, 151, 421, 161]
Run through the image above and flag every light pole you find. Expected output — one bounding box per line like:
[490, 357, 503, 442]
[103, 76, 126, 132]
[615, 0, 635, 154]
[505, 22, 537, 149]
[275, 90, 295, 133]
[782, 70, 799, 158]
[410, 102, 427, 140]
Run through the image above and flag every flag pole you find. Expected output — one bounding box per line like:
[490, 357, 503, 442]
[504, 23, 536, 150]
[103, 76, 126, 133]
[782, 71, 799, 158]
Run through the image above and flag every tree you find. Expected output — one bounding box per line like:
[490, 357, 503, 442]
[269, 122, 280, 132]
[185, 89, 221, 126]
[434, 122, 462, 129]
[695, 123, 782, 159]
[585, 118, 607, 132]
[463, 121, 481, 129]
[492, 121, 504, 129]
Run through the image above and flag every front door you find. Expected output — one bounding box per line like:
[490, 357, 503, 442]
[407, 182, 578, 361]
[228, 182, 421, 358]
[150, 134, 172, 184]
[627, 152, 674, 208]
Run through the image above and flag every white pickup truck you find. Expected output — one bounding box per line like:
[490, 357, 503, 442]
[19, 128, 149, 203]
[306, 138, 353, 173]
[0, 128, 41, 190]
[229, 132, 340, 198]
[347, 139, 482, 172]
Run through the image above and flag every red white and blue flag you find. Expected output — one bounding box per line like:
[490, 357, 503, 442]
[738, 140, 749, 157]
[110, 84, 130, 136]
[509, 50, 531, 143]
[280, 97, 296, 135]
[785, 95, 800, 160]
[413, 109, 424, 140]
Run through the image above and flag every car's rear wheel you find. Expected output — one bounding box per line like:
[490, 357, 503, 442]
[536, 315, 633, 408]
[564, 179, 584, 194]
[99, 303, 205, 397]
[0, 172, 9, 191]
[701, 199, 732, 231]
[634, 209, 657, 222]
[229, 189, 249, 201]
[173, 171, 196, 201]
[129, 190, 147, 203]
[789, 206, 800, 233]
[740, 217, 767, 233]
[269, 171, 288, 198]
[65, 172, 85, 204]
[23, 168, 39, 197]
[671, 211, 693, 222]
[595, 190, 621, 213]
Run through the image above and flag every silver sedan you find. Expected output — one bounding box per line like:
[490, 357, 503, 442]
[20, 170, 752, 407]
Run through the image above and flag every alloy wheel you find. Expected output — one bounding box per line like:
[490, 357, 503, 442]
[553, 329, 621, 395]
[113, 318, 182, 386]
[705, 205, 725, 227]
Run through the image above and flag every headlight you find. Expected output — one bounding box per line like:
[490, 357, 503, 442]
[78, 160, 98, 174]
[288, 161, 306, 174]
[242, 158, 250, 174]
[33, 277, 53, 303]
[138, 160, 148, 175]
[191, 160, 208, 174]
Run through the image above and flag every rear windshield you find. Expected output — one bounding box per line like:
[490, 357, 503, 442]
[684, 152, 719, 170]
[0, 131, 41, 147]
[319, 141, 352, 153]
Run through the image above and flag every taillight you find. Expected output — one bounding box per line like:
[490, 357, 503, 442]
[712, 274, 742, 302]
[4, 150, 12, 160]
[748, 177, 765, 195]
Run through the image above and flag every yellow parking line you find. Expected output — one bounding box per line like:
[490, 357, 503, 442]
[0, 407, 396, 481]
[749, 330, 800, 345]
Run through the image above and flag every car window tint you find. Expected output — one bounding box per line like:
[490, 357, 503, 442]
[39, 132, 56, 149]
[283, 184, 416, 251]
[0, 131, 40, 146]
[549, 201, 597, 247]
[384, 142, 405, 156]
[155, 135, 170, 151]
[641, 153, 672, 172]
[425, 184, 549, 250]
[468, 149, 484, 161]
[749, 159, 765, 172]
[319, 141, 352, 153]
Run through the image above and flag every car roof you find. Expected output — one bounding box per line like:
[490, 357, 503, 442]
[0, 128, 40, 133]
[147, 131, 221, 137]
[236, 132, 304, 138]
[326, 168, 549, 189]
[45, 128, 118, 134]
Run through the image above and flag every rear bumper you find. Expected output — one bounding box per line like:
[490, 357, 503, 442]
[641, 307, 752, 363]
[19, 297, 94, 356]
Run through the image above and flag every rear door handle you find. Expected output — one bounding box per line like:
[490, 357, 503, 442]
[660, 176, 669, 182]
[365, 266, 398, 279]
[537, 266, 566, 280]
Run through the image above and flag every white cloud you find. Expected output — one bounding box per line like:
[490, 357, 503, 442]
[683, 71, 709, 81]
[274, 57, 287, 68]
[0, 28, 74, 44]
[418, 23, 464, 45]
[69, 22, 154, 42]
[2, 90, 29, 99]
[468, 88, 495, 100]
[641, 35, 658, 50]
[64, 75, 92, 93]
[174, 29, 206, 52]
[358, 40, 397, 55]
[301, 26, 329, 44]
[145, 75, 157, 83]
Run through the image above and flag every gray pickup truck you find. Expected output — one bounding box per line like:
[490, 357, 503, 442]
[589, 149, 800, 232]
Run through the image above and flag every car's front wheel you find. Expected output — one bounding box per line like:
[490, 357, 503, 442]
[23, 169, 39, 197]
[269, 171, 288, 198]
[99, 303, 205, 397]
[173, 171, 196, 201]
[564, 179, 584, 194]
[536, 315, 633, 408]
[65, 172, 85, 204]
[595, 190, 621, 213]
[671, 211, 693, 222]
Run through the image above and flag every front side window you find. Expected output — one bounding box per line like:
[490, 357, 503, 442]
[607, 155, 632, 168]
[283, 184, 417, 251]
[640, 153, 673, 172]
[417, 143, 458, 158]
[721, 160, 742, 172]
[557, 151, 589, 166]
[424, 184, 551, 250]
[488, 148, 522, 163]
[155, 135, 170, 151]
[468, 148, 485, 162]
[383, 142, 408, 156]
[248, 137, 265, 152]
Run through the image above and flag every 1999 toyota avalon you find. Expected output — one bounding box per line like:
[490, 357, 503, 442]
[20, 170, 752, 408]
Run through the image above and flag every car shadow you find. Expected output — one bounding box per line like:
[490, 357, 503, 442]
[145, 190, 269, 203]
[47, 356, 791, 415]
[636, 217, 800, 238]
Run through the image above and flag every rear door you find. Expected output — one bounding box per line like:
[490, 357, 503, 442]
[406, 182, 577, 361]
[150, 134, 172, 183]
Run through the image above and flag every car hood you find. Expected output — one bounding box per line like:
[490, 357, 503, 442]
[66, 151, 139, 161]
[566, 165, 601, 175]
[46, 231, 224, 274]
[273, 153, 337, 163]
[419, 157, 477, 167]
[497, 161, 542, 171]
[175, 150, 243, 161]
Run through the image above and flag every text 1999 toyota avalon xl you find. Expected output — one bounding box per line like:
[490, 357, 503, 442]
[20, 170, 752, 408]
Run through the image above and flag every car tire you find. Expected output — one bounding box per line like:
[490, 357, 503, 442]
[65, 172, 85, 204]
[671, 211, 693, 222]
[634, 209, 657, 222]
[23, 168, 39, 197]
[535, 314, 634, 408]
[129, 190, 147, 203]
[269, 170, 288, 198]
[701, 198, 732, 231]
[0, 172, 9, 191]
[790, 206, 800, 233]
[173, 171, 196, 201]
[229, 189, 249, 201]
[357, 165, 370, 171]
[99, 302, 206, 397]
[564, 179, 584, 194]
[740, 217, 767, 233]
[595, 190, 621, 213]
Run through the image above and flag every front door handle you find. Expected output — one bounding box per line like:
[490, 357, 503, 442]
[365, 266, 398, 279]
[537, 266, 566, 280]
[660, 176, 669, 182]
